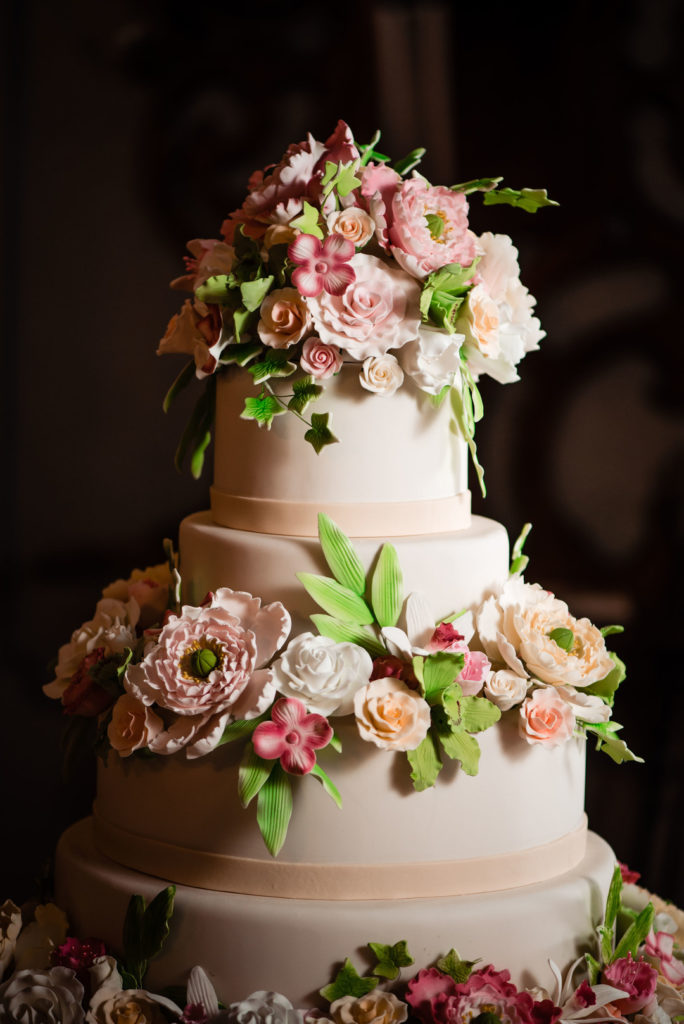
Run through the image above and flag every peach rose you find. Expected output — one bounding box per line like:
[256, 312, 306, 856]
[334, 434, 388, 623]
[108, 694, 164, 757]
[519, 687, 575, 747]
[327, 207, 375, 247]
[354, 677, 431, 751]
[329, 991, 408, 1024]
[359, 354, 404, 396]
[258, 287, 311, 348]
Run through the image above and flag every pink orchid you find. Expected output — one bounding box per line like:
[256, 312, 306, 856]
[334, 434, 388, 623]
[603, 954, 658, 1014]
[252, 697, 332, 775]
[288, 233, 355, 297]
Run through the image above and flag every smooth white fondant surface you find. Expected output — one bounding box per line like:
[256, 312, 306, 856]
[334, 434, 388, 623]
[95, 717, 586, 872]
[179, 512, 508, 634]
[213, 366, 468, 521]
[57, 819, 615, 1006]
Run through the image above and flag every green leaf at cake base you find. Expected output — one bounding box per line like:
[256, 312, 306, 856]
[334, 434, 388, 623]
[256, 764, 293, 857]
[217, 715, 266, 747]
[371, 544, 403, 628]
[310, 615, 386, 657]
[369, 940, 414, 980]
[320, 957, 378, 1004]
[407, 730, 442, 791]
[417, 653, 465, 705]
[583, 653, 626, 707]
[139, 886, 176, 964]
[297, 574, 374, 625]
[317, 514, 366, 595]
[442, 687, 501, 733]
[238, 745, 274, 807]
[611, 903, 655, 963]
[598, 864, 623, 962]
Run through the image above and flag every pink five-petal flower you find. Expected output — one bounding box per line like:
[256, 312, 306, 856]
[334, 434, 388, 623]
[253, 697, 333, 775]
[289, 233, 356, 298]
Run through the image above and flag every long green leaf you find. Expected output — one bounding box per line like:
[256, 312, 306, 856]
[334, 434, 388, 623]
[451, 382, 486, 498]
[162, 359, 195, 413]
[317, 514, 366, 595]
[439, 728, 481, 776]
[371, 544, 403, 628]
[216, 716, 265, 747]
[238, 745, 274, 807]
[310, 615, 386, 657]
[140, 886, 176, 963]
[406, 730, 442, 791]
[256, 765, 293, 857]
[122, 894, 146, 967]
[602, 864, 623, 959]
[310, 763, 343, 809]
[612, 903, 655, 963]
[458, 695, 501, 733]
[297, 574, 374, 624]
[174, 374, 216, 478]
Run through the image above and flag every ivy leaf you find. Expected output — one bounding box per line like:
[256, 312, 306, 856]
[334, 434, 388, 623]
[583, 654, 626, 707]
[612, 903, 655, 963]
[330, 160, 362, 198]
[419, 653, 464, 705]
[256, 764, 293, 857]
[317, 514, 366, 595]
[310, 615, 386, 657]
[394, 148, 426, 176]
[320, 958, 378, 1004]
[248, 350, 297, 385]
[483, 186, 559, 213]
[371, 544, 403, 628]
[238, 745, 274, 807]
[510, 522, 532, 576]
[297, 574, 374, 625]
[162, 359, 195, 414]
[304, 412, 338, 454]
[438, 726, 481, 776]
[290, 200, 324, 239]
[450, 176, 503, 194]
[435, 949, 479, 983]
[288, 375, 323, 416]
[219, 341, 262, 367]
[369, 940, 414, 980]
[585, 722, 643, 764]
[241, 393, 287, 430]
[240, 276, 274, 312]
[310, 763, 343, 809]
[139, 886, 176, 964]
[195, 274, 235, 304]
[406, 729, 442, 791]
[601, 625, 625, 637]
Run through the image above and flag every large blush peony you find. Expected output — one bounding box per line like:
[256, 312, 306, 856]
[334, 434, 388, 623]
[389, 178, 477, 279]
[354, 676, 431, 751]
[306, 254, 421, 360]
[271, 633, 372, 716]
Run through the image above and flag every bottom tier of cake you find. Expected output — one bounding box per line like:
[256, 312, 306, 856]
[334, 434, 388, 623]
[56, 819, 615, 1007]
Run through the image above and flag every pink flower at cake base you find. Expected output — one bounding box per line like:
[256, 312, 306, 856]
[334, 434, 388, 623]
[300, 337, 343, 379]
[289, 233, 356, 298]
[519, 687, 575, 747]
[388, 178, 477, 280]
[603, 955, 658, 1014]
[252, 697, 332, 775]
[407, 964, 555, 1024]
[359, 354, 404, 396]
[257, 287, 312, 348]
[354, 677, 431, 751]
[306, 253, 421, 360]
[107, 693, 164, 757]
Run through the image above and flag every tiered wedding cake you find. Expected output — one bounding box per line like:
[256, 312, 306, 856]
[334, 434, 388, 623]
[51, 122, 637, 1008]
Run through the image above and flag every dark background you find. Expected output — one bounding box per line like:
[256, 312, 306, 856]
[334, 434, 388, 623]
[2, 0, 683, 906]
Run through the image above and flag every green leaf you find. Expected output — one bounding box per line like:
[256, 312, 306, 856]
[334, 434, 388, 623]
[290, 200, 324, 239]
[438, 727, 481, 776]
[394, 147, 426, 176]
[435, 949, 479, 983]
[238, 745, 274, 807]
[256, 764, 293, 857]
[248, 350, 297, 385]
[585, 952, 601, 985]
[320, 958, 378, 1004]
[297, 574, 374, 625]
[219, 341, 262, 367]
[317, 513, 366, 595]
[604, 863, 624, 934]
[119, 968, 140, 990]
[420, 653, 464, 705]
[240, 276, 274, 312]
[450, 176, 503, 194]
[370, 544, 403, 628]
[334, 161, 362, 198]
[288, 375, 324, 416]
[310, 763, 343, 809]
[190, 429, 211, 479]
[195, 274, 234, 304]
[139, 886, 176, 963]
[406, 729, 442, 791]
[510, 523, 532, 576]
[458, 695, 501, 733]
[482, 186, 559, 213]
[233, 225, 261, 261]
[359, 130, 390, 167]
[585, 721, 643, 764]
[304, 411, 338, 453]
[549, 626, 574, 652]
[311, 615, 386, 657]
[174, 375, 216, 478]
[612, 903, 655, 963]
[329, 732, 342, 753]
[601, 625, 625, 637]
[233, 306, 256, 343]
[241, 393, 287, 430]
[429, 262, 480, 293]
[451, 380, 486, 498]
[216, 716, 265, 747]
[162, 359, 195, 414]
[369, 940, 414, 980]
[420, 262, 479, 334]
[122, 894, 146, 968]
[425, 213, 444, 239]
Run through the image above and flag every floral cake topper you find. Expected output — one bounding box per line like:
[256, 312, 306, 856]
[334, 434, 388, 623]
[160, 121, 556, 490]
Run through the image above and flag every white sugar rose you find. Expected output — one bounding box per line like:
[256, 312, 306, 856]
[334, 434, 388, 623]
[258, 288, 311, 348]
[399, 325, 464, 395]
[327, 207, 375, 247]
[359, 354, 404, 396]
[330, 991, 408, 1024]
[0, 966, 84, 1023]
[354, 677, 431, 751]
[0, 901, 21, 980]
[223, 990, 302, 1024]
[272, 633, 372, 716]
[107, 693, 164, 756]
[484, 669, 529, 711]
[87, 986, 180, 1024]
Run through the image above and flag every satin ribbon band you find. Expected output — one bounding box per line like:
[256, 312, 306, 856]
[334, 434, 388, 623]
[93, 812, 587, 901]
[210, 488, 472, 538]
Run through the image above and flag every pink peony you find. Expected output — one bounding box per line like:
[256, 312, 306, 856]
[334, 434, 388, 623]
[408, 964, 553, 1024]
[299, 337, 343, 378]
[389, 178, 477, 279]
[603, 954, 658, 1013]
[306, 253, 421, 360]
[406, 968, 458, 1024]
[359, 162, 402, 249]
[289, 233, 356, 298]
[252, 696, 332, 775]
[519, 687, 575, 747]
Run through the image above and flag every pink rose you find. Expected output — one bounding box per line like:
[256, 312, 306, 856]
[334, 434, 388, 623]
[299, 337, 343, 378]
[108, 693, 164, 757]
[519, 687, 575, 747]
[389, 178, 477, 279]
[306, 253, 421, 360]
[257, 287, 312, 348]
[603, 954, 658, 1014]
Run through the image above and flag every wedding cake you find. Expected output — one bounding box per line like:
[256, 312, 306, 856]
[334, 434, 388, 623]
[49, 122, 639, 1009]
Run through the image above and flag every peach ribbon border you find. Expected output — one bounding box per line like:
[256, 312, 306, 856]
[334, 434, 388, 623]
[93, 811, 587, 901]
[210, 488, 472, 538]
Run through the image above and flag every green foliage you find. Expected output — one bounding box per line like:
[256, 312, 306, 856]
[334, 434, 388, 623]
[450, 176, 503, 194]
[320, 958, 378, 1004]
[371, 544, 403, 628]
[435, 949, 479, 983]
[438, 727, 481, 776]
[297, 574, 374, 625]
[240, 276, 274, 312]
[598, 864, 623, 962]
[585, 952, 601, 985]
[162, 359, 196, 414]
[393, 147, 426, 175]
[548, 627, 574, 652]
[585, 721, 642, 764]
[310, 615, 386, 658]
[415, 653, 465, 705]
[601, 625, 625, 637]
[510, 523, 532, 576]
[612, 903, 655, 963]
[256, 764, 293, 857]
[321, 160, 362, 200]
[451, 374, 486, 498]
[369, 940, 414, 980]
[241, 393, 288, 430]
[310, 763, 343, 809]
[583, 654, 626, 707]
[238, 745, 274, 807]
[288, 375, 323, 416]
[174, 374, 216, 479]
[483, 186, 559, 213]
[216, 716, 265, 747]
[420, 261, 479, 334]
[233, 307, 256, 343]
[248, 350, 297, 385]
[359, 130, 390, 167]
[121, 887, 176, 989]
[304, 411, 338, 453]
[195, 274, 233, 304]
[219, 341, 262, 367]
[406, 730, 442, 790]
[442, 688, 501, 733]
[290, 200, 324, 239]
[317, 514, 366, 595]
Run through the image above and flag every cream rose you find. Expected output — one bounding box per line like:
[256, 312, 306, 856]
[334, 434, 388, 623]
[327, 207, 375, 247]
[300, 337, 343, 379]
[108, 694, 164, 757]
[354, 677, 431, 751]
[0, 901, 21, 980]
[329, 991, 408, 1024]
[87, 987, 180, 1024]
[484, 669, 529, 711]
[272, 633, 372, 716]
[399, 325, 464, 395]
[258, 288, 311, 348]
[519, 687, 575, 747]
[359, 354, 404, 396]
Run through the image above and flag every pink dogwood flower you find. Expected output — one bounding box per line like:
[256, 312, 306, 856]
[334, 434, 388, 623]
[253, 696, 333, 775]
[289, 233, 355, 297]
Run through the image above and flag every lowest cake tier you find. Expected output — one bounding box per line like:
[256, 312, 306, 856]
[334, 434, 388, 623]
[56, 819, 614, 1007]
[179, 513, 508, 634]
[212, 367, 470, 537]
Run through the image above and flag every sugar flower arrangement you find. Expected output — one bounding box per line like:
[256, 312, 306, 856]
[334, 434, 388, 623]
[46, 522, 638, 857]
[160, 121, 555, 488]
[3, 866, 683, 1023]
